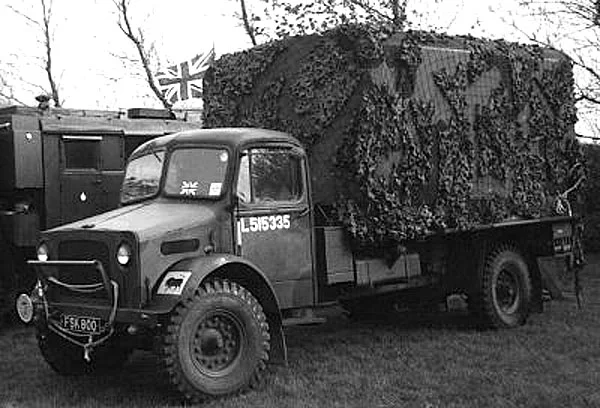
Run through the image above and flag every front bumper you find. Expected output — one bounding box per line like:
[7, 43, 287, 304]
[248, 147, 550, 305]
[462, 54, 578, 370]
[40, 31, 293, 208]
[28, 260, 163, 358]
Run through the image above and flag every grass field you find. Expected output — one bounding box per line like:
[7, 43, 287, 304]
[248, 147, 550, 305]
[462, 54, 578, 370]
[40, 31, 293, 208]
[1, 258, 599, 408]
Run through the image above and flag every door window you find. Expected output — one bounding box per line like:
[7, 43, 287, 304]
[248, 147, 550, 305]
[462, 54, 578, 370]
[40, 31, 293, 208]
[63, 137, 101, 170]
[237, 148, 303, 204]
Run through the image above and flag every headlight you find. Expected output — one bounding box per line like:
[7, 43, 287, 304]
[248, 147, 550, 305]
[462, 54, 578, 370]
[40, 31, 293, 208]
[117, 243, 132, 266]
[37, 243, 49, 262]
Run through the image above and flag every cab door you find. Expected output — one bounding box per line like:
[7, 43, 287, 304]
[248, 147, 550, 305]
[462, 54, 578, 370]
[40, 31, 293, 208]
[59, 135, 115, 223]
[234, 146, 314, 309]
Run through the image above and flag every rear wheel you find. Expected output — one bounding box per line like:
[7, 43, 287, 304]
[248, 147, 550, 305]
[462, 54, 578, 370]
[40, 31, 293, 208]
[480, 245, 532, 328]
[160, 279, 270, 402]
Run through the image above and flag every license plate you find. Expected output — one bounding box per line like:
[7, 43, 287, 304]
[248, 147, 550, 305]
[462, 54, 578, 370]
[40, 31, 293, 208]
[552, 223, 573, 254]
[61, 314, 102, 335]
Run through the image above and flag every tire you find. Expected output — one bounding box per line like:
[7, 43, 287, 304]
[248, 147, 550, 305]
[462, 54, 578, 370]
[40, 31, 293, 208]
[38, 330, 131, 376]
[160, 279, 270, 401]
[480, 245, 532, 328]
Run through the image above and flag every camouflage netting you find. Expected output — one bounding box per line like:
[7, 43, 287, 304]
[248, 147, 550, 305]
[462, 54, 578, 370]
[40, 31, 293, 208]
[203, 24, 583, 250]
[582, 143, 600, 252]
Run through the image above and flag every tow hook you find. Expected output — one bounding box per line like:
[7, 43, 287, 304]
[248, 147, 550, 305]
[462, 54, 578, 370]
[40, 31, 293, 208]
[84, 336, 94, 362]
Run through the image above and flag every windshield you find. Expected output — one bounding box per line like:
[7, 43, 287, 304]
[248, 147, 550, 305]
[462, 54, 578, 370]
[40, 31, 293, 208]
[121, 151, 165, 204]
[164, 148, 229, 198]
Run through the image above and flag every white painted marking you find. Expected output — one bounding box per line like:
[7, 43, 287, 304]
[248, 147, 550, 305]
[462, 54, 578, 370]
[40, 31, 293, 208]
[157, 271, 192, 295]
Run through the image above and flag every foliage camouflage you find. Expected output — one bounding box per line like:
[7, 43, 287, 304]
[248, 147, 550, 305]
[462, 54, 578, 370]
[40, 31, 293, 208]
[203, 24, 583, 250]
[582, 143, 600, 252]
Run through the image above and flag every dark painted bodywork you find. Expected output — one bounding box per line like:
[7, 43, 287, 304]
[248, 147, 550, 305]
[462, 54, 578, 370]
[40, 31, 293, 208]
[29, 127, 578, 368]
[0, 106, 202, 317]
[32, 128, 309, 363]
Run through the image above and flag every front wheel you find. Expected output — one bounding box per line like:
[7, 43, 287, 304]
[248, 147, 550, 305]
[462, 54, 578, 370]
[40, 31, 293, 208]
[480, 245, 532, 328]
[160, 279, 270, 401]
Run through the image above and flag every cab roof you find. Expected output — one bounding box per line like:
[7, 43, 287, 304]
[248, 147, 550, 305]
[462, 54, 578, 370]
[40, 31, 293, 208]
[132, 127, 301, 158]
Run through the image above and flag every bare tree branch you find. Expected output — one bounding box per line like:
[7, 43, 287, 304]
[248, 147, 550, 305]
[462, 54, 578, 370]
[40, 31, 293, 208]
[240, 0, 258, 46]
[262, 0, 409, 38]
[114, 0, 171, 109]
[6, 4, 42, 28]
[512, 1, 600, 110]
[5, 0, 63, 107]
[41, 0, 61, 107]
[0, 73, 29, 105]
[348, 0, 394, 23]
[0, 89, 29, 106]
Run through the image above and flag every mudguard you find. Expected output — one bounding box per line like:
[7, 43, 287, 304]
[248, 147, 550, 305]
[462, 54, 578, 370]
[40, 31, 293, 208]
[149, 253, 288, 365]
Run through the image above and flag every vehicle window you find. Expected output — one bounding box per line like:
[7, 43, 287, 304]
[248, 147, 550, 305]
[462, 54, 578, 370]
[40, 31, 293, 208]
[237, 148, 303, 204]
[164, 148, 229, 198]
[237, 154, 251, 203]
[120, 151, 165, 203]
[63, 138, 100, 170]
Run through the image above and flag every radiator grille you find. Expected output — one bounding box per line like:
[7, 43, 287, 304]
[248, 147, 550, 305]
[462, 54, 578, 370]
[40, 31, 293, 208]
[49, 240, 113, 303]
[58, 240, 110, 285]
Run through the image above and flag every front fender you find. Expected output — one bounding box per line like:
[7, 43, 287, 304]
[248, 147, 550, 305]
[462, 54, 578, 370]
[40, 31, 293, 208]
[147, 253, 287, 365]
[148, 254, 275, 310]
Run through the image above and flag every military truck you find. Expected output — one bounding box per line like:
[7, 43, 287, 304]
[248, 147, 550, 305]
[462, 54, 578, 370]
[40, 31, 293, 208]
[21, 125, 579, 400]
[19, 26, 584, 401]
[0, 105, 201, 320]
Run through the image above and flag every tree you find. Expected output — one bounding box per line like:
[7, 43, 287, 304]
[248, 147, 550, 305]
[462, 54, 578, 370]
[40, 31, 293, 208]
[5, 0, 62, 107]
[267, 0, 409, 37]
[239, 0, 259, 46]
[226, 0, 271, 46]
[0, 69, 24, 105]
[511, 0, 600, 134]
[113, 0, 171, 109]
[230, 0, 455, 44]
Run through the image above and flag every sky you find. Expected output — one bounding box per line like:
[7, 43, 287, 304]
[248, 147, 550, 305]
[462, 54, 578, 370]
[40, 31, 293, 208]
[0, 0, 253, 108]
[0, 0, 597, 137]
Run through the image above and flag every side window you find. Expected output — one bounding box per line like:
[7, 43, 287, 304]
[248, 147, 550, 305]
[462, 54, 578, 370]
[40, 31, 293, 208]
[237, 153, 251, 203]
[237, 148, 304, 204]
[62, 137, 101, 170]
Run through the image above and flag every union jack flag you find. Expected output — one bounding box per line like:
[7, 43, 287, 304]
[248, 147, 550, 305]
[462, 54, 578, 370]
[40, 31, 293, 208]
[180, 181, 199, 196]
[156, 47, 215, 105]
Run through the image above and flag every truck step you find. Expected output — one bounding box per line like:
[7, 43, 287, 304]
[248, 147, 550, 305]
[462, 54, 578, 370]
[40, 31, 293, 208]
[282, 316, 327, 326]
[282, 309, 327, 326]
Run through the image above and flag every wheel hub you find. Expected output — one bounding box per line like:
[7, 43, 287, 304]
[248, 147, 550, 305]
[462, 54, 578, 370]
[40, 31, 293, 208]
[198, 328, 224, 355]
[192, 312, 242, 374]
[496, 269, 520, 314]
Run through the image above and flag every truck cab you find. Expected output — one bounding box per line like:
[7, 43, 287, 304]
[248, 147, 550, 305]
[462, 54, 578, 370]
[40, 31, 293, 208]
[25, 128, 309, 398]
[23, 127, 579, 401]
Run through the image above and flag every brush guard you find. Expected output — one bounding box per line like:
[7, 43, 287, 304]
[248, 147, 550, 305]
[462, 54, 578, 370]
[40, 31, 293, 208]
[28, 260, 119, 362]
